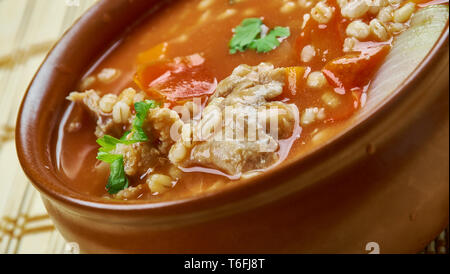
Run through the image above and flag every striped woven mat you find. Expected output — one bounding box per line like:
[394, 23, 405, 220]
[0, 0, 447, 254]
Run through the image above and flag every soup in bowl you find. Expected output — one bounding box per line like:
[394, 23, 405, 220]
[16, 0, 449, 253]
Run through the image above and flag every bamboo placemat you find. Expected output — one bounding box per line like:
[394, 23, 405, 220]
[0, 0, 447, 254]
[0, 0, 96, 254]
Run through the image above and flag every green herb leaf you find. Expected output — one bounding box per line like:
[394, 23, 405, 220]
[95, 99, 158, 194]
[128, 100, 157, 142]
[249, 26, 291, 53]
[96, 143, 129, 194]
[229, 18, 263, 54]
[96, 136, 129, 194]
[120, 131, 131, 141]
[105, 156, 129, 194]
[96, 135, 125, 153]
[96, 151, 122, 163]
[229, 18, 290, 54]
[270, 26, 290, 38]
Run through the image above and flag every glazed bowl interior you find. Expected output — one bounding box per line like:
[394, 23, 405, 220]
[16, 0, 449, 214]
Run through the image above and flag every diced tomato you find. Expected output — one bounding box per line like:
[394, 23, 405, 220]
[322, 45, 390, 93]
[134, 53, 217, 102]
[295, 0, 346, 68]
[321, 88, 364, 123]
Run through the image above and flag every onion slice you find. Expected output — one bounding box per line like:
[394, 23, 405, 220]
[361, 4, 449, 114]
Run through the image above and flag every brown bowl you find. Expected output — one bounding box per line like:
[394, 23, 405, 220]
[16, 0, 449, 253]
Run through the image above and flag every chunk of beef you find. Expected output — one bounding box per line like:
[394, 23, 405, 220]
[67, 90, 124, 138]
[169, 63, 300, 177]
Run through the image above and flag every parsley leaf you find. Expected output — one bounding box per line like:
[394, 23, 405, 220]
[229, 18, 290, 54]
[96, 151, 122, 163]
[95, 140, 128, 194]
[95, 99, 158, 194]
[249, 27, 291, 53]
[128, 100, 158, 142]
[229, 18, 263, 54]
[96, 135, 126, 153]
[105, 156, 129, 194]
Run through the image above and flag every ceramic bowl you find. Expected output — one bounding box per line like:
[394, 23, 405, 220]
[16, 0, 449, 253]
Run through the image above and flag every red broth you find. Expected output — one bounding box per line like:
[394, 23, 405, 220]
[53, 0, 435, 202]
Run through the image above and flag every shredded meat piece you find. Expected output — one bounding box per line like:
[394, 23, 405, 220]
[114, 108, 183, 176]
[114, 108, 183, 177]
[68, 89, 184, 179]
[68, 63, 300, 192]
[67, 90, 123, 137]
[114, 143, 160, 176]
[208, 62, 286, 105]
[113, 183, 148, 200]
[145, 108, 184, 155]
[169, 63, 300, 177]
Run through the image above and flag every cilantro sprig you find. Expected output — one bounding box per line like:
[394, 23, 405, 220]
[96, 99, 157, 194]
[229, 18, 264, 54]
[249, 26, 291, 53]
[128, 100, 158, 142]
[96, 135, 129, 194]
[229, 18, 290, 54]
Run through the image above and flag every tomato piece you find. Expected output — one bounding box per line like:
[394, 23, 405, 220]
[319, 87, 362, 123]
[322, 45, 390, 93]
[134, 53, 217, 102]
[295, 0, 346, 67]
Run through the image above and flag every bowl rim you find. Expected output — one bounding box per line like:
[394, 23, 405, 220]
[15, 0, 450, 216]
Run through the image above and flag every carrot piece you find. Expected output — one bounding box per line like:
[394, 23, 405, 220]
[322, 45, 390, 93]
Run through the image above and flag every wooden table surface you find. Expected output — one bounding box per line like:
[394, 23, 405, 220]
[0, 0, 447, 254]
